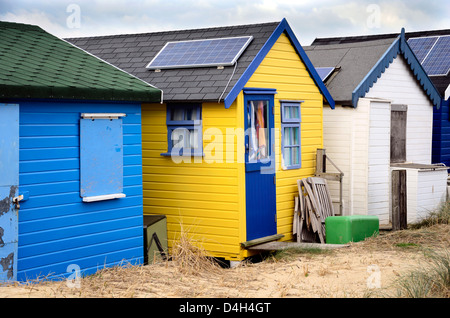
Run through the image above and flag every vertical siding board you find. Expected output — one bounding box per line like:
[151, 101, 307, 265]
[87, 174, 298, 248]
[17, 101, 144, 281]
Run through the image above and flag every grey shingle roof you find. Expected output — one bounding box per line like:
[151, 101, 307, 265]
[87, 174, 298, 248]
[67, 22, 280, 103]
[304, 38, 395, 105]
[310, 29, 450, 98]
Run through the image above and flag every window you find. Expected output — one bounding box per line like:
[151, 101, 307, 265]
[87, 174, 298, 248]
[281, 101, 302, 169]
[80, 113, 126, 202]
[163, 103, 203, 157]
[390, 104, 407, 163]
[247, 99, 269, 162]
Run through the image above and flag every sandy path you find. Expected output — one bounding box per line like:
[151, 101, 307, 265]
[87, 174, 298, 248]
[0, 245, 425, 298]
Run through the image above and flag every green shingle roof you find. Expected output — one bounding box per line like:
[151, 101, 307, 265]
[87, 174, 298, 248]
[0, 21, 162, 102]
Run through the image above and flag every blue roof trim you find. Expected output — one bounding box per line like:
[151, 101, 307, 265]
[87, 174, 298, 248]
[224, 18, 335, 109]
[351, 37, 400, 107]
[399, 29, 442, 108]
[352, 28, 442, 108]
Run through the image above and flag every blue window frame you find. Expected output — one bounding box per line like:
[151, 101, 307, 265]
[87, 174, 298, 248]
[281, 101, 302, 169]
[80, 113, 126, 202]
[162, 103, 203, 157]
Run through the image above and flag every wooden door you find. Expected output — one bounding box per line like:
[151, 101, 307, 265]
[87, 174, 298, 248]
[0, 104, 19, 282]
[244, 92, 277, 241]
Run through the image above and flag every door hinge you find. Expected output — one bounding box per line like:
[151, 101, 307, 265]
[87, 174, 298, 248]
[273, 175, 276, 185]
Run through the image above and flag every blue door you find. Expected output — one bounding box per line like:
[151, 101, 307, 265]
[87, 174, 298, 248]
[244, 90, 277, 241]
[0, 104, 19, 282]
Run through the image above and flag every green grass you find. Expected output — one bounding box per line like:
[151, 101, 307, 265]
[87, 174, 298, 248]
[268, 247, 333, 262]
[410, 201, 450, 229]
[393, 249, 449, 298]
[395, 242, 421, 248]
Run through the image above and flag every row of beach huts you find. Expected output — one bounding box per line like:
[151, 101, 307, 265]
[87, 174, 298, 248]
[1, 18, 449, 282]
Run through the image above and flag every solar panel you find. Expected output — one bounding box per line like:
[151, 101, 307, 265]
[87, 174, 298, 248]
[407, 36, 438, 63]
[146, 36, 253, 70]
[315, 67, 335, 81]
[421, 35, 450, 76]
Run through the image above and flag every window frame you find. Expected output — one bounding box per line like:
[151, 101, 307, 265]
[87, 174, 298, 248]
[280, 100, 303, 170]
[161, 103, 203, 157]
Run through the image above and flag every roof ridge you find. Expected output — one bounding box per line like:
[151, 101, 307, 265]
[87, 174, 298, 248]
[66, 20, 281, 41]
[0, 20, 45, 32]
[306, 37, 396, 50]
[313, 28, 450, 45]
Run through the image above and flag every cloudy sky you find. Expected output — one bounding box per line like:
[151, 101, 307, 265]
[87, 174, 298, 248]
[1, 0, 449, 44]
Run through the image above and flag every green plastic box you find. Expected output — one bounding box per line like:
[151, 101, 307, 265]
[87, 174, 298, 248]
[325, 215, 379, 244]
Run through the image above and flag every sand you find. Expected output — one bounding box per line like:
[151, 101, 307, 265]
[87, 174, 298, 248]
[0, 224, 447, 298]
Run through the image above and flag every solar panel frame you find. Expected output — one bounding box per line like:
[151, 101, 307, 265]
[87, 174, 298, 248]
[146, 36, 253, 70]
[421, 35, 450, 76]
[407, 36, 439, 63]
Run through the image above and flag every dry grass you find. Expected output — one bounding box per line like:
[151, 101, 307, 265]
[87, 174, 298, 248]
[1, 219, 449, 298]
[170, 224, 222, 276]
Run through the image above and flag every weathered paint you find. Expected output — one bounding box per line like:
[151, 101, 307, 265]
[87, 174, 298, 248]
[17, 101, 144, 281]
[0, 103, 19, 282]
[141, 32, 326, 260]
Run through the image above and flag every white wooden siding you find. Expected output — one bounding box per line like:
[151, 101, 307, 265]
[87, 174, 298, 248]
[323, 55, 437, 225]
[391, 167, 447, 223]
[322, 99, 371, 216]
[365, 56, 433, 164]
[367, 101, 391, 224]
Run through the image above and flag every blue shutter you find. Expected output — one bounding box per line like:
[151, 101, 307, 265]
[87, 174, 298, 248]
[80, 117, 124, 200]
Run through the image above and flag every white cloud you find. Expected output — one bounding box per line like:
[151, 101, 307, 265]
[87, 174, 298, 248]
[0, 0, 448, 43]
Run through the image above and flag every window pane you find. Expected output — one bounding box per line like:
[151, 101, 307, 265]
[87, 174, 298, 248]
[171, 108, 184, 121]
[284, 147, 291, 166]
[190, 129, 199, 149]
[284, 127, 292, 146]
[171, 128, 186, 148]
[292, 146, 299, 165]
[171, 128, 200, 150]
[248, 100, 269, 161]
[284, 105, 299, 120]
[292, 127, 299, 145]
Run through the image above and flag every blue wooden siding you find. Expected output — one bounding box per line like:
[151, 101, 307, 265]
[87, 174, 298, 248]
[17, 101, 144, 281]
[432, 99, 450, 167]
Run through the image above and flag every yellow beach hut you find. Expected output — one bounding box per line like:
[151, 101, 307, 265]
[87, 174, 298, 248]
[68, 19, 335, 262]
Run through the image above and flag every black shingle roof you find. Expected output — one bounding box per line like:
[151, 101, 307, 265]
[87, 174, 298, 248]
[67, 21, 281, 103]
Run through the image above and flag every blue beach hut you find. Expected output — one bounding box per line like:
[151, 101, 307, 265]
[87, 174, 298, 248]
[0, 21, 162, 282]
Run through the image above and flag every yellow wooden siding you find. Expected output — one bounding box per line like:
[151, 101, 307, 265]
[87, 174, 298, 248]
[141, 32, 325, 260]
[141, 102, 245, 260]
[245, 32, 324, 241]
